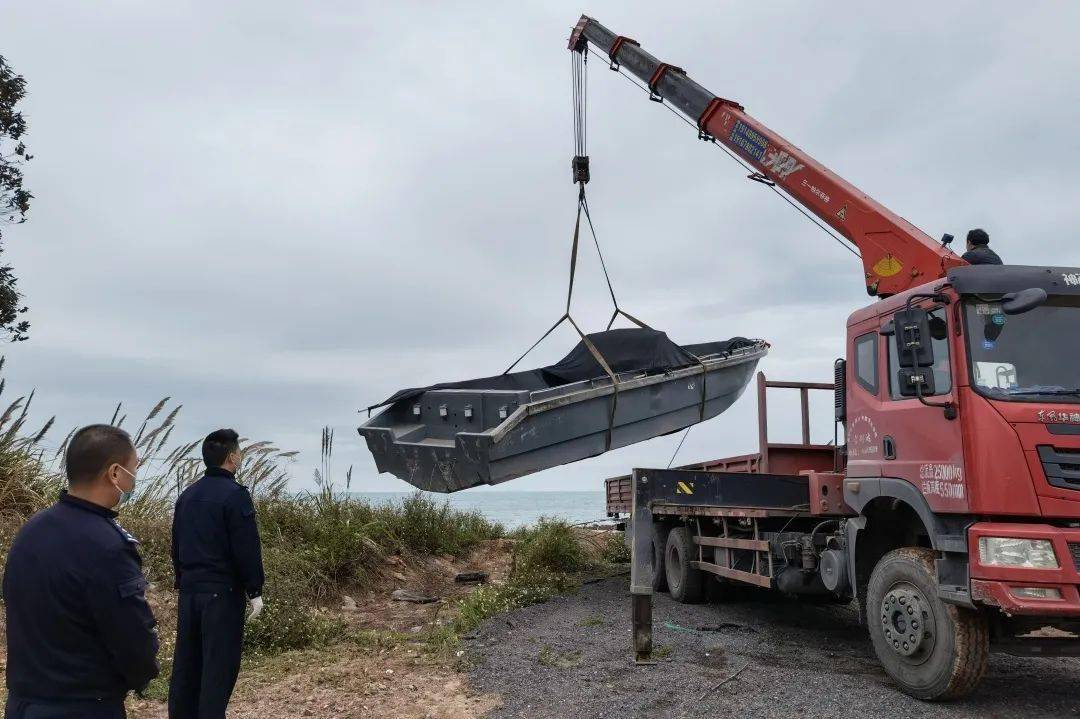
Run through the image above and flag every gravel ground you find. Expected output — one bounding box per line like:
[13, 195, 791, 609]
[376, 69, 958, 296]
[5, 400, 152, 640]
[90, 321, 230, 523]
[467, 576, 1079, 719]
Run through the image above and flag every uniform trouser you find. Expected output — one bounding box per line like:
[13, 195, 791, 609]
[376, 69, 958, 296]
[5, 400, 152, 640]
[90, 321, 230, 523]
[167, 588, 246, 719]
[5, 696, 125, 719]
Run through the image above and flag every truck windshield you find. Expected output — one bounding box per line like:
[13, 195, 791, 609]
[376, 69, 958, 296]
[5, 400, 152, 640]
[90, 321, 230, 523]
[965, 296, 1080, 403]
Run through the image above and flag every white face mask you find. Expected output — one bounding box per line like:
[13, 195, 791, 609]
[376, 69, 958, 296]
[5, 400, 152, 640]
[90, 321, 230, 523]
[112, 465, 137, 506]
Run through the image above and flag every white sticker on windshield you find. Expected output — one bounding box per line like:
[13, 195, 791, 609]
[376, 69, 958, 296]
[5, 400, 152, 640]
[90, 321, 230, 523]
[975, 304, 998, 315]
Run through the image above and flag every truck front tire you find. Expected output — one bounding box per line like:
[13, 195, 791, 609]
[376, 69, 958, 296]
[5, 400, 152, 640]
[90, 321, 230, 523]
[866, 547, 988, 700]
[665, 526, 704, 603]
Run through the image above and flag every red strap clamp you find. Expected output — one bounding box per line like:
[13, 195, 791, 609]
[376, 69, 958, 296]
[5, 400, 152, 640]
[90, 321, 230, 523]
[696, 95, 745, 140]
[647, 63, 685, 102]
[607, 35, 639, 70]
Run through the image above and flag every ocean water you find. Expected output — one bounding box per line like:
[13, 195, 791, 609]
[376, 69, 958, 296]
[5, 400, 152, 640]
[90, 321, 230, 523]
[353, 491, 608, 529]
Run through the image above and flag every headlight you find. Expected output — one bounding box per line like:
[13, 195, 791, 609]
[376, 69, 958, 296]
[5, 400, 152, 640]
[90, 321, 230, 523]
[1011, 587, 1062, 600]
[978, 537, 1058, 569]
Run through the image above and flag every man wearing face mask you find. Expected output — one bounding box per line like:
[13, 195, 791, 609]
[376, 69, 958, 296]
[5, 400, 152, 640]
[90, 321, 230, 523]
[168, 429, 264, 719]
[3, 425, 159, 719]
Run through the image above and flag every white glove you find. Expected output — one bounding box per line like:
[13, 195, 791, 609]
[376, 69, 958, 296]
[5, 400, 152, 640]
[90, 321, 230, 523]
[247, 595, 264, 622]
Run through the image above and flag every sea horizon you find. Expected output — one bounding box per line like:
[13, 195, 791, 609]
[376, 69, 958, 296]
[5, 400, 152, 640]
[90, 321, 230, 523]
[351, 490, 609, 529]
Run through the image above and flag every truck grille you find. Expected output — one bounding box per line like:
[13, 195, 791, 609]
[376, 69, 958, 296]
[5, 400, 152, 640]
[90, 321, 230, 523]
[1038, 446, 1080, 491]
[1071, 543, 1080, 573]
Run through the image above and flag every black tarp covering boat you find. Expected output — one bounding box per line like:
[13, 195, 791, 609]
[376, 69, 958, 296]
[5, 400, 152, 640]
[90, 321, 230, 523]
[359, 328, 767, 492]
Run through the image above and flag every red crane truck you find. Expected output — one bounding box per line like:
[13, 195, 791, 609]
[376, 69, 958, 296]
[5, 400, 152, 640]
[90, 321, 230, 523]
[568, 15, 1080, 700]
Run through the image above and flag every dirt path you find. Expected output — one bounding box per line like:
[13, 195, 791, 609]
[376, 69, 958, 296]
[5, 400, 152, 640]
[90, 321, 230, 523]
[466, 576, 1080, 719]
[128, 646, 497, 719]
[123, 539, 516, 719]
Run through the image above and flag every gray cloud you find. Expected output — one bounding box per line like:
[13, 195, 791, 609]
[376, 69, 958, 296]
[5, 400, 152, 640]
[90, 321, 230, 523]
[3, 0, 1078, 492]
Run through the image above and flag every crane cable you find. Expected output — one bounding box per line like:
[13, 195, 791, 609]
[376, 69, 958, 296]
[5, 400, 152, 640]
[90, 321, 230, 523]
[667, 426, 692, 468]
[504, 52, 648, 373]
[502, 49, 659, 451]
[585, 46, 861, 261]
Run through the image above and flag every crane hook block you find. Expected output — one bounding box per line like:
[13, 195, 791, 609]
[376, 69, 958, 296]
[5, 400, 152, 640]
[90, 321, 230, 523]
[572, 155, 590, 184]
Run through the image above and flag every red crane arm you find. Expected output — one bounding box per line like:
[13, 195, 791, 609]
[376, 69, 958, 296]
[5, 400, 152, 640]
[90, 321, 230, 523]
[568, 15, 966, 297]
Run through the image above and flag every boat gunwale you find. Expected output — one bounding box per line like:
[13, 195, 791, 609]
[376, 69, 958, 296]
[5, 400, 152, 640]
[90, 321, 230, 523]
[359, 341, 768, 450]
[483, 341, 768, 444]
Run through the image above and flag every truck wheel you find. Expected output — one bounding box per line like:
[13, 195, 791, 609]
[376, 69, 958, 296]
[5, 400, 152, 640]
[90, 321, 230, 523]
[665, 526, 704, 603]
[650, 522, 668, 592]
[867, 548, 989, 701]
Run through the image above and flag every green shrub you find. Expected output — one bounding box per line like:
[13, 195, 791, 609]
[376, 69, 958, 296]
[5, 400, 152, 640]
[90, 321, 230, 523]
[256, 493, 384, 602]
[600, 531, 631, 564]
[431, 521, 603, 652]
[241, 492, 503, 653]
[434, 568, 570, 655]
[243, 599, 347, 654]
[243, 546, 348, 653]
[251, 490, 504, 604]
[374, 492, 504, 556]
[512, 518, 591, 576]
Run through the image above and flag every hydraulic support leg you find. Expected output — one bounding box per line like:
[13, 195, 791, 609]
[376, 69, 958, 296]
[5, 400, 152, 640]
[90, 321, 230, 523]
[630, 469, 654, 663]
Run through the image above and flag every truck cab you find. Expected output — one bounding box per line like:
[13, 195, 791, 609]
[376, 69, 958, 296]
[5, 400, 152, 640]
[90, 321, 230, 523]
[843, 264, 1080, 623]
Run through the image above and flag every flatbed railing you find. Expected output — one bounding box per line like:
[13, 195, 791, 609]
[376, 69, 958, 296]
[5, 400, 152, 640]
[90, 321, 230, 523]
[606, 373, 839, 515]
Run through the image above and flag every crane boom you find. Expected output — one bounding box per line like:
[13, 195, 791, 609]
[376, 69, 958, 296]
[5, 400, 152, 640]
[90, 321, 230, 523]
[568, 15, 966, 297]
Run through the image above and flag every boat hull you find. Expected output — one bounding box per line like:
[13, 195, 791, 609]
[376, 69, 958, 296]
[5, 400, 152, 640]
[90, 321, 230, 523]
[359, 342, 767, 492]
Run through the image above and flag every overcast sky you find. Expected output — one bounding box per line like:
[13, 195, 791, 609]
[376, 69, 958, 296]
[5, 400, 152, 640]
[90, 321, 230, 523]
[3, 0, 1078, 493]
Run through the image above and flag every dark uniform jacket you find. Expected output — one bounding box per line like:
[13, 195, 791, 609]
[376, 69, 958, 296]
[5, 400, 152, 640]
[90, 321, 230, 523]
[171, 468, 264, 598]
[961, 245, 1003, 266]
[2, 493, 159, 702]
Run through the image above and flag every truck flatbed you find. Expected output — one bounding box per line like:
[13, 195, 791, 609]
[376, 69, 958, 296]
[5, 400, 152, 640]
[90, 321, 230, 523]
[606, 374, 841, 516]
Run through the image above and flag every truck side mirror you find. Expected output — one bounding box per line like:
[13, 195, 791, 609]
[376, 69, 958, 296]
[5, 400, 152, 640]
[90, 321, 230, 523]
[897, 367, 937, 397]
[834, 358, 846, 422]
[1001, 287, 1048, 315]
[894, 308, 934, 368]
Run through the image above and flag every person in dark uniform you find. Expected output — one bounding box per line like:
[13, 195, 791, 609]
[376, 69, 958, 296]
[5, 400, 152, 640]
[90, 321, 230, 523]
[3, 425, 159, 719]
[168, 429, 264, 719]
[961, 228, 1003, 265]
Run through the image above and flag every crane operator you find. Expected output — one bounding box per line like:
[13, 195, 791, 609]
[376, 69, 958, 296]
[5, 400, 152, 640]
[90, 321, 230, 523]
[961, 228, 1003, 266]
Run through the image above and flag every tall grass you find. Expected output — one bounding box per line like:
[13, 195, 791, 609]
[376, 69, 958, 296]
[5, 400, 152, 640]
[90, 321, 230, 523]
[0, 366, 505, 656]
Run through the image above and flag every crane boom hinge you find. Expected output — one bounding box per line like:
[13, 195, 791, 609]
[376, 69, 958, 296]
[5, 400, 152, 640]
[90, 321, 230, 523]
[647, 63, 685, 102]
